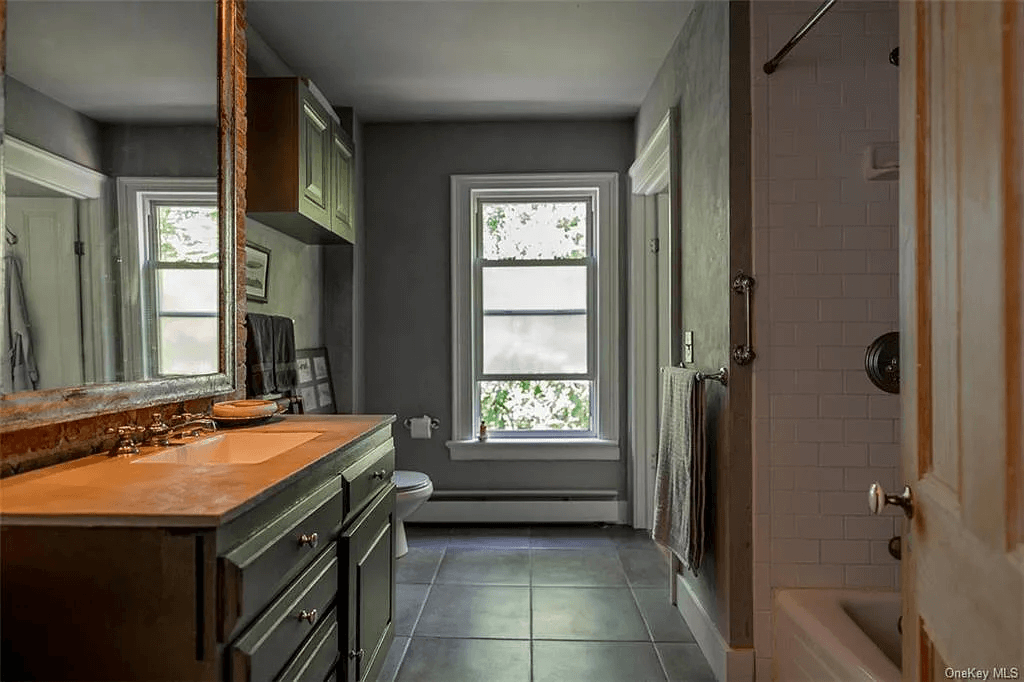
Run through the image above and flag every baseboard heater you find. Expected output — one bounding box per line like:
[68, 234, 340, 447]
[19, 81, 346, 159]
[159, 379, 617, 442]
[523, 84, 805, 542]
[406, 489, 627, 524]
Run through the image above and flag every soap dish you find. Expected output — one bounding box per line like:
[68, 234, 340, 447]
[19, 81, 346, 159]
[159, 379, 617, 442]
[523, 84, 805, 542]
[212, 400, 279, 419]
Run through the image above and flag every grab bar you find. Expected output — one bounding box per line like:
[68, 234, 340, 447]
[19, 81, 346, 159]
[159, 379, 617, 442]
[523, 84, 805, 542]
[763, 0, 838, 74]
[732, 272, 756, 365]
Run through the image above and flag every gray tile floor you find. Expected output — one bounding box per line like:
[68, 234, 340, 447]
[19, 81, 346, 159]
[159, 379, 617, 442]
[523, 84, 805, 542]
[376, 524, 715, 682]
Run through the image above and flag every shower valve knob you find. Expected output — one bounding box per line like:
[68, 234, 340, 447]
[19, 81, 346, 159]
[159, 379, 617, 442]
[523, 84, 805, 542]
[868, 482, 913, 519]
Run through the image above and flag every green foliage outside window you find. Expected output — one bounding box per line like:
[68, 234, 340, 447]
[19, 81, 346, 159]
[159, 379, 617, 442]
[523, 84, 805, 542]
[157, 207, 219, 263]
[480, 380, 590, 431]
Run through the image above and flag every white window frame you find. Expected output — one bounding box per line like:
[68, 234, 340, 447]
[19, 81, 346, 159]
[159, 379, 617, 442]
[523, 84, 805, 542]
[448, 173, 620, 461]
[116, 177, 218, 379]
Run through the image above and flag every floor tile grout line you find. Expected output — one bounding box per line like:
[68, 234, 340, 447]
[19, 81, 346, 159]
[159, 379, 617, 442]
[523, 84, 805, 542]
[392, 539, 447, 680]
[616, 539, 672, 682]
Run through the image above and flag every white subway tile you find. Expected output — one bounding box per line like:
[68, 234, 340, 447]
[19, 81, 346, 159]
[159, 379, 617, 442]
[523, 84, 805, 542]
[754, 562, 772, 612]
[793, 370, 845, 394]
[819, 201, 868, 226]
[819, 395, 869, 419]
[769, 203, 820, 228]
[867, 200, 899, 226]
[771, 467, 796, 491]
[793, 273, 843, 298]
[769, 251, 819, 277]
[795, 419, 845, 444]
[819, 443, 869, 468]
[843, 322, 893, 346]
[819, 250, 867, 274]
[772, 563, 845, 588]
[771, 322, 797, 346]
[844, 564, 897, 589]
[773, 491, 821, 515]
[772, 442, 821, 466]
[843, 418, 895, 444]
[755, 514, 770, 558]
[771, 418, 799, 443]
[769, 154, 819, 181]
[821, 539, 871, 564]
[842, 272, 893, 297]
[818, 346, 866, 371]
[868, 249, 899, 273]
[846, 515, 894, 540]
[821, 490, 872, 515]
[793, 226, 844, 252]
[869, 298, 899, 322]
[868, 442, 901, 467]
[773, 346, 820, 369]
[794, 515, 845, 540]
[819, 298, 869, 322]
[771, 395, 819, 419]
[794, 322, 844, 346]
[793, 465, 845, 490]
[770, 538, 820, 564]
[845, 466, 896, 494]
[870, 539, 899, 564]
[772, 514, 796, 538]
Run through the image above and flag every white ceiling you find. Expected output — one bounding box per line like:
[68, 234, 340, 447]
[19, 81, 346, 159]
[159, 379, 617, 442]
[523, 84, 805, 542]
[7, 1, 217, 123]
[246, 0, 695, 121]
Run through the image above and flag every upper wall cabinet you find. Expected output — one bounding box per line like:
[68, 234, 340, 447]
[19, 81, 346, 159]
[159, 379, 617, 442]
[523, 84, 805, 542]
[247, 77, 355, 244]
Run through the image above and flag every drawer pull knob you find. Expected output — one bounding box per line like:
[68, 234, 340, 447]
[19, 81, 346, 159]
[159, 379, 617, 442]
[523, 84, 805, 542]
[298, 532, 319, 549]
[348, 649, 365, 659]
[297, 609, 318, 625]
[370, 469, 389, 481]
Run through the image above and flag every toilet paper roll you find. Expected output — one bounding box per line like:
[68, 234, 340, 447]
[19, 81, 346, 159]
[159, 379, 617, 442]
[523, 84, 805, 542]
[410, 416, 433, 439]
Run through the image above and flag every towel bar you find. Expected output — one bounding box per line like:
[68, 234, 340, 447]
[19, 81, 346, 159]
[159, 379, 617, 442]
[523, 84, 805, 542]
[695, 367, 728, 386]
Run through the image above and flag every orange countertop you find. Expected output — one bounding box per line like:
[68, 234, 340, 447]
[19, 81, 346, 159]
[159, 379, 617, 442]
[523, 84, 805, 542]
[0, 415, 394, 527]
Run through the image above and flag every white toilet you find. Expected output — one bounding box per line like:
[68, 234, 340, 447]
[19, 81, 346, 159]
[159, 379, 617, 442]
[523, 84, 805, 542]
[393, 470, 433, 558]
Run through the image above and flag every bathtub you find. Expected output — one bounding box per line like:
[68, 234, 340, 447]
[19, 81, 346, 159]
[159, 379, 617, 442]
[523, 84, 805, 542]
[774, 589, 901, 682]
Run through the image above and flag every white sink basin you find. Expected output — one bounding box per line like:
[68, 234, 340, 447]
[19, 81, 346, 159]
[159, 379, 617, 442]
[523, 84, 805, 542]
[132, 432, 322, 465]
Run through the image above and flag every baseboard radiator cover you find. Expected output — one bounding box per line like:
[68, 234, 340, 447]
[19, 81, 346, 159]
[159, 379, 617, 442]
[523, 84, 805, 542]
[405, 489, 627, 524]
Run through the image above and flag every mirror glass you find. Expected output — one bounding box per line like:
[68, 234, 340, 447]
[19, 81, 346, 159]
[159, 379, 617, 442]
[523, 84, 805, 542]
[2, 0, 220, 395]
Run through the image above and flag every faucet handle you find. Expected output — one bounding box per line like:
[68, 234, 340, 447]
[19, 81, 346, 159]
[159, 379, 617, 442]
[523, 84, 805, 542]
[106, 425, 144, 437]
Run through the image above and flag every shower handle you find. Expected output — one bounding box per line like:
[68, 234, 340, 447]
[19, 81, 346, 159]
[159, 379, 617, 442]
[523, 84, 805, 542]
[868, 482, 913, 519]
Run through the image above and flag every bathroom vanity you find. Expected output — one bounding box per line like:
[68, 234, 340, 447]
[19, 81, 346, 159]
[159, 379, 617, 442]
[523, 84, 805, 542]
[0, 415, 396, 682]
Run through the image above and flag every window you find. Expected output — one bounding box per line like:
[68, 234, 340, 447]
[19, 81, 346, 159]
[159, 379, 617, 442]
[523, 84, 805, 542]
[117, 178, 219, 379]
[449, 174, 620, 460]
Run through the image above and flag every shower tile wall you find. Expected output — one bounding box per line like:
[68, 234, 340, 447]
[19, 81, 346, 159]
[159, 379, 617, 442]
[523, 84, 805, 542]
[749, 1, 901, 677]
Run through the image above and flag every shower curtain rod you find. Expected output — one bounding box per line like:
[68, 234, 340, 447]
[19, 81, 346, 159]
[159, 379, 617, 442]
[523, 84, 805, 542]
[763, 0, 838, 74]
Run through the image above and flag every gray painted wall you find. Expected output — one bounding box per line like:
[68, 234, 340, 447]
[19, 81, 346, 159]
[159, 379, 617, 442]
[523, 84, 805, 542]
[6, 77, 104, 171]
[635, 0, 753, 648]
[103, 124, 218, 177]
[362, 120, 633, 491]
[246, 218, 324, 350]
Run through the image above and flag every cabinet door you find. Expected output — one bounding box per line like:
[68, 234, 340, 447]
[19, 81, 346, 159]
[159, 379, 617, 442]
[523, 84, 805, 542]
[340, 485, 395, 682]
[331, 126, 354, 243]
[298, 87, 331, 227]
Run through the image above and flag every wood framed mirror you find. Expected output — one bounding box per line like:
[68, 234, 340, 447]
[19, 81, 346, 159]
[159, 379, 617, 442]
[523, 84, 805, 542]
[0, 0, 246, 433]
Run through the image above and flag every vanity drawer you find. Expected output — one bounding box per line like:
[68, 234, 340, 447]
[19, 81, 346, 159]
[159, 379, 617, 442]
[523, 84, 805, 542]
[231, 543, 339, 682]
[221, 477, 343, 640]
[276, 607, 339, 682]
[340, 440, 394, 523]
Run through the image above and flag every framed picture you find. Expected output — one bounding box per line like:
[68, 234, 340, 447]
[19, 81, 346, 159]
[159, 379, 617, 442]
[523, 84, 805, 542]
[295, 347, 335, 414]
[245, 242, 271, 303]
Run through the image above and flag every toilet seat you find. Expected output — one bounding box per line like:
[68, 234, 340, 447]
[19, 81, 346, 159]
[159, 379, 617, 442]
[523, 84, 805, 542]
[395, 470, 431, 493]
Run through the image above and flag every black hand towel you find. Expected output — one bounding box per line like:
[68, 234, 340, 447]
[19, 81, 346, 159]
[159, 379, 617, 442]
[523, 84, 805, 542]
[271, 315, 297, 391]
[245, 313, 275, 396]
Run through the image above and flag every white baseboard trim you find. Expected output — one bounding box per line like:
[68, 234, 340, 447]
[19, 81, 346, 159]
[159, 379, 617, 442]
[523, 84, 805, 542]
[674, 573, 755, 682]
[406, 499, 628, 524]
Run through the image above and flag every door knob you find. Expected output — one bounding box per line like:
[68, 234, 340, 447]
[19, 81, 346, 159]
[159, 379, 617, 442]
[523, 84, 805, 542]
[868, 482, 913, 519]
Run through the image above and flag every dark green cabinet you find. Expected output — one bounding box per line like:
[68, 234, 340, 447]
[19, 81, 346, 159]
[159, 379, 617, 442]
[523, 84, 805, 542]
[341, 486, 395, 682]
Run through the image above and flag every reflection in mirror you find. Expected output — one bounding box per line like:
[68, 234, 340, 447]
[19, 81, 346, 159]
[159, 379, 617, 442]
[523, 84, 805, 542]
[2, 0, 219, 396]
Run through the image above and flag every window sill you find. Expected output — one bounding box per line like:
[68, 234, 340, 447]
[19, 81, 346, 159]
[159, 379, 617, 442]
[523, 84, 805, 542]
[446, 438, 620, 461]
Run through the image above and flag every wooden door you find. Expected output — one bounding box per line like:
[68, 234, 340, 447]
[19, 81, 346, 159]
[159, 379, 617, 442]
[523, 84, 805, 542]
[900, 1, 1024, 679]
[5, 196, 83, 390]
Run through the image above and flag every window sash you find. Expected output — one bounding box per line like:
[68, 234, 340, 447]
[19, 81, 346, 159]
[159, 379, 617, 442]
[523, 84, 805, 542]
[143, 196, 218, 377]
[472, 194, 597, 436]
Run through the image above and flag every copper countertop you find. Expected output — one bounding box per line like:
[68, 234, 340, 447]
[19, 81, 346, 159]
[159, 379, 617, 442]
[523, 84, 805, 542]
[0, 415, 394, 527]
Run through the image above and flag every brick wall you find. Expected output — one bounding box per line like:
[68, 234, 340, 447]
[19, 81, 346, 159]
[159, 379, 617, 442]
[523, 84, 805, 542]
[750, 2, 901, 678]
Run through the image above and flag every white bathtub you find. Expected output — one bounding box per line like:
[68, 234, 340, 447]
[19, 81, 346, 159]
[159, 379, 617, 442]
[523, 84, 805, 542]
[774, 589, 901, 682]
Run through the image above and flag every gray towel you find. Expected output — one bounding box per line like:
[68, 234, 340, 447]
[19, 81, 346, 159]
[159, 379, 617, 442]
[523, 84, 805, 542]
[3, 255, 39, 393]
[651, 366, 707, 572]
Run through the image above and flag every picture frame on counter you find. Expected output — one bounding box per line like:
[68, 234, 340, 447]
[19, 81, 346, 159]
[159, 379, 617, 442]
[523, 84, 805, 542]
[244, 242, 271, 303]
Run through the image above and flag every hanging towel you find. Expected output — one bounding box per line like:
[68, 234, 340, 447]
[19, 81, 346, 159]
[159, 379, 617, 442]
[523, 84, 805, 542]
[3, 255, 39, 392]
[270, 315, 297, 391]
[651, 366, 708, 572]
[245, 313, 276, 396]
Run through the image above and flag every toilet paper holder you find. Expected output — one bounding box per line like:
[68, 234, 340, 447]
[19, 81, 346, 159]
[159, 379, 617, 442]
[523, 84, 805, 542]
[403, 415, 441, 435]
